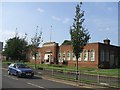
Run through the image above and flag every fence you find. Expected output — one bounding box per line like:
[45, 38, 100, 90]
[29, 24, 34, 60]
[40, 68, 120, 88]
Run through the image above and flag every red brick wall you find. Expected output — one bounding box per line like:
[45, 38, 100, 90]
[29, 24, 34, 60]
[59, 43, 99, 68]
[28, 42, 120, 69]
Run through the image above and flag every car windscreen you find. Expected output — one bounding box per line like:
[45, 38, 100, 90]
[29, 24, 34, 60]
[17, 64, 28, 68]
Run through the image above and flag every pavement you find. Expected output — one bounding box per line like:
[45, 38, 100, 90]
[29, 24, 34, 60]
[35, 72, 119, 90]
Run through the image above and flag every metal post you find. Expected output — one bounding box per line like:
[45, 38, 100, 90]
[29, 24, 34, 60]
[50, 26, 52, 42]
[79, 70, 80, 82]
[97, 69, 100, 84]
[35, 53, 37, 70]
[52, 69, 53, 76]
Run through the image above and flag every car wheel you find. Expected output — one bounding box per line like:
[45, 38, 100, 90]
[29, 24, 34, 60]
[16, 72, 20, 78]
[30, 74, 34, 78]
[8, 70, 11, 75]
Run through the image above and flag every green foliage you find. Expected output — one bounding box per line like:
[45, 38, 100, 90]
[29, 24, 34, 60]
[29, 26, 43, 58]
[61, 40, 71, 45]
[3, 34, 28, 61]
[28, 26, 43, 69]
[70, 3, 90, 59]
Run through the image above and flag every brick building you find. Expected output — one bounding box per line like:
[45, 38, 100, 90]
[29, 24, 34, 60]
[28, 42, 59, 64]
[28, 39, 120, 69]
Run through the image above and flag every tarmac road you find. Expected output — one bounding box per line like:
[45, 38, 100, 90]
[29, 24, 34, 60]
[2, 68, 94, 90]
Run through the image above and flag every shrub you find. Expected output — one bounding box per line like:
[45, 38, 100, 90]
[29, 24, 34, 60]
[99, 64, 104, 69]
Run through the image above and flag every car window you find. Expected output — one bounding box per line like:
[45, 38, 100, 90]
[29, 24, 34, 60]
[9, 64, 15, 67]
[17, 64, 28, 68]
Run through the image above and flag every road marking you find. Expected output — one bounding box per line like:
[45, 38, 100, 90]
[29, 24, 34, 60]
[27, 82, 45, 88]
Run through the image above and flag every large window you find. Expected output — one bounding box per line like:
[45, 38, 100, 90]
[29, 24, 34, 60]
[84, 50, 88, 61]
[58, 53, 61, 62]
[78, 53, 82, 61]
[100, 50, 104, 62]
[32, 55, 35, 60]
[90, 50, 95, 61]
[37, 52, 41, 60]
[67, 51, 70, 61]
[105, 50, 109, 62]
[62, 52, 66, 61]
[72, 53, 76, 61]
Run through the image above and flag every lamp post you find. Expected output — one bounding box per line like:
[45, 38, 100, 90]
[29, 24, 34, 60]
[50, 25, 52, 42]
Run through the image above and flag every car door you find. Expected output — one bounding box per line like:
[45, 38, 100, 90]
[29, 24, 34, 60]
[12, 64, 18, 75]
[10, 64, 17, 75]
[8, 64, 14, 74]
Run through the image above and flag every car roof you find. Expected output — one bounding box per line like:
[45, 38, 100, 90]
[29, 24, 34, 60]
[9, 63, 26, 65]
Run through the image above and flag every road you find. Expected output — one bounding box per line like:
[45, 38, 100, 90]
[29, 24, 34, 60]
[2, 69, 96, 90]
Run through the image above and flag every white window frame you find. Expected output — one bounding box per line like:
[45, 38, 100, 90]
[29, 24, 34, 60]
[84, 50, 88, 61]
[72, 53, 76, 61]
[90, 50, 95, 61]
[67, 51, 70, 61]
[58, 53, 61, 62]
[62, 52, 66, 61]
[78, 53, 82, 61]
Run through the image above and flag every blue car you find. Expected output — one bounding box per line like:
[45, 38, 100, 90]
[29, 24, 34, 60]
[8, 63, 34, 78]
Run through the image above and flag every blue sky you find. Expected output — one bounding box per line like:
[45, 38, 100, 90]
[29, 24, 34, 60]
[0, 2, 118, 46]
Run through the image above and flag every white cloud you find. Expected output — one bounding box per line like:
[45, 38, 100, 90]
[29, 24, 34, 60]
[52, 16, 61, 21]
[37, 8, 45, 13]
[62, 18, 70, 24]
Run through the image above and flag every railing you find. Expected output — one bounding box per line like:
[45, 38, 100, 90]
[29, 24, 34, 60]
[39, 68, 120, 88]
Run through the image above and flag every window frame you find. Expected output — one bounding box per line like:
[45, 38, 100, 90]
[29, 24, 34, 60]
[84, 50, 88, 61]
[90, 50, 95, 61]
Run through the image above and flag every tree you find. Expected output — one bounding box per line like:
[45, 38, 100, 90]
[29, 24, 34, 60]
[70, 2, 90, 80]
[61, 40, 71, 45]
[3, 33, 28, 62]
[30, 26, 43, 69]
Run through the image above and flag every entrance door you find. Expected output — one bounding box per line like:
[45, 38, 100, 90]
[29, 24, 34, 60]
[44, 53, 52, 64]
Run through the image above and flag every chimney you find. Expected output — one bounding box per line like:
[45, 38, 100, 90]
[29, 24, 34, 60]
[103, 39, 110, 45]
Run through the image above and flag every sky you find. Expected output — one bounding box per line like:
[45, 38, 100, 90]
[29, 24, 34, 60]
[0, 2, 118, 47]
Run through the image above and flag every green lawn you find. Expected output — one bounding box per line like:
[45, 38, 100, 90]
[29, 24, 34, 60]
[2, 60, 120, 77]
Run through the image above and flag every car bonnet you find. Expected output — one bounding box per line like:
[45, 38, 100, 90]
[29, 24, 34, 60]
[18, 68, 33, 72]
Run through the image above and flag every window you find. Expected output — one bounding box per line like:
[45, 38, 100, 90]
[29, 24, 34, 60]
[100, 50, 104, 62]
[84, 50, 88, 61]
[67, 51, 70, 61]
[90, 50, 95, 61]
[105, 50, 109, 62]
[78, 53, 82, 61]
[36, 52, 41, 60]
[32, 55, 35, 60]
[63, 52, 65, 58]
[58, 53, 61, 62]
[72, 53, 76, 61]
[38, 52, 41, 59]
[62, 52, 66, 61]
